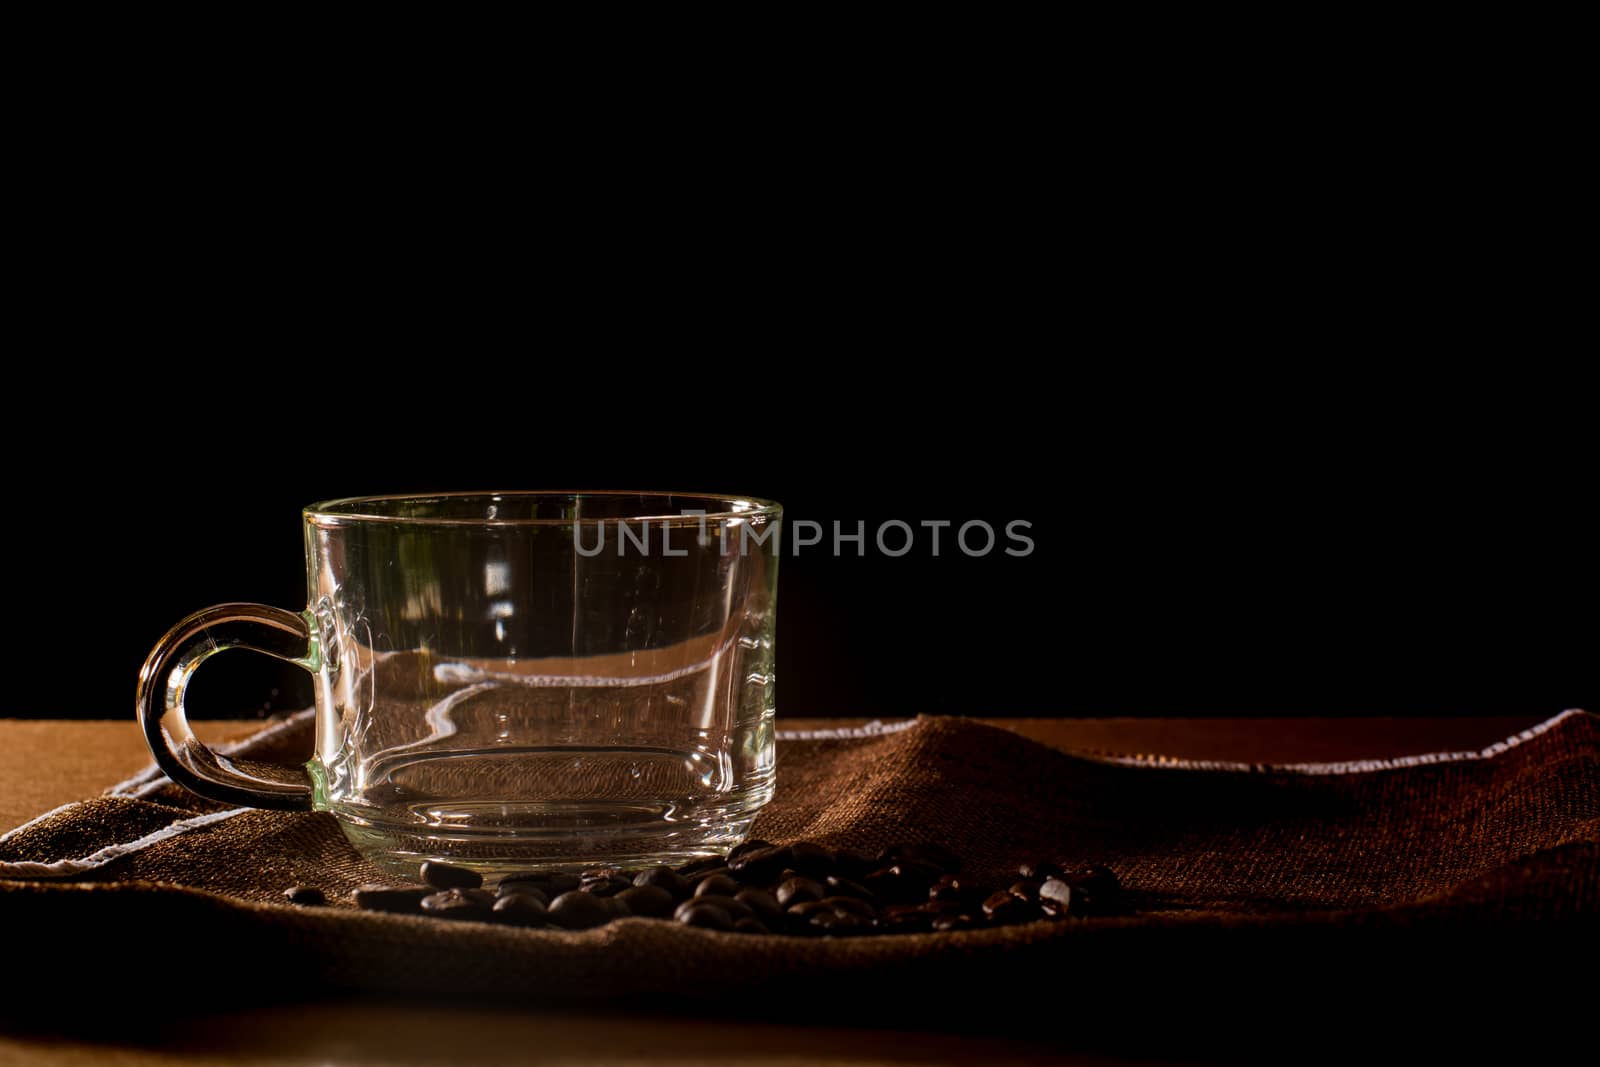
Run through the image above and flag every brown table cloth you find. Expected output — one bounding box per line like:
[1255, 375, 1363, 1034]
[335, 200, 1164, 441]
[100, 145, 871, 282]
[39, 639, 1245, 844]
[1, 711, 1596, 1036]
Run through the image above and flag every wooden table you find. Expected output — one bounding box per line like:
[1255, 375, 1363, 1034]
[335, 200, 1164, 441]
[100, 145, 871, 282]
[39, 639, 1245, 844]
[0, 715, 1546, 1066]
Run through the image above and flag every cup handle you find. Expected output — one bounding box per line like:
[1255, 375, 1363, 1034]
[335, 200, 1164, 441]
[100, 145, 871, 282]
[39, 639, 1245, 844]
[136, 603, 320, 811]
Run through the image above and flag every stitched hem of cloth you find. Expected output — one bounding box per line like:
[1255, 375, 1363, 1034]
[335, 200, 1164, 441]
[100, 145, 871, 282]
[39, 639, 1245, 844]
[1077, 707, 1590, 774]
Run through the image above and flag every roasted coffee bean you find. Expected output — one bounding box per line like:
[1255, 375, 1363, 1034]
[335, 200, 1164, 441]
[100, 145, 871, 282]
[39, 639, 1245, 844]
[283, 885, 325, 906]
[580, 877, 632, 897]
[420, 861, 483, 890]
[824, 875, 877, 902]
[1040, 868, 1125, 916]
[1037, 877, 1078, 917]
[674, 856, 728, 877]
[353, 885, 432, 913]
[735, 888, 784, 925]
[1019, 859, 1064, 881]
[676, 900, 735, 930]
[810, 909, 870, 936]
[500, 871, 581, 896]
[786, 899, 829, 918]
[787, 841, 836, 877]
[577, 868, 632, 896]
[982, 889, 1038, 925]
[892, 859, 945, 885]
[615, 884, 676, 918]
[774, 876, 825, 908]
[491, 893, 549, 926]
[727, 839, 774, 862]
[699, 894, 755, 921]
[864, 862, 941, 903]
[820, 895, 877, 920]
[495, 883, 550, 907]
[633, 866, 690, 899]
[880, 902, 942, 932]
[420, 888, 494, 920]
[878, 842, 961, 873]
[547, 890, 613, 929]
[929, 874, 971, 905]
[728, 845, 792, 884]
[387, 841, 1124, 938]
[694, 873, 742, 898]
[830, 848, 875, 878]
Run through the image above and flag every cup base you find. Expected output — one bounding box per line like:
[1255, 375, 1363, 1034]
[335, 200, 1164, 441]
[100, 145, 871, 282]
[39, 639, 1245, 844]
[333, 810, 762, 883]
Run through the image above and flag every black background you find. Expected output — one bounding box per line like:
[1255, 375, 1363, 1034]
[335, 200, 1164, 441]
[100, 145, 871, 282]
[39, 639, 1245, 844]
[14, 378, 1593, 724]
[10, 98, 1593, 726]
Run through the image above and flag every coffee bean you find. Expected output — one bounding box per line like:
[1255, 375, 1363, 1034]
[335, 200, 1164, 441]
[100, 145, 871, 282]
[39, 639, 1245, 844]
[1019, 860, 1064, 881]
[420, 861, 483, 890]
[365, 841, 1126, 938]
[824, 875, 877, 902]
[820, 895, 877, 920]
[728, 845, 792, 884]
[1037, 877, 1077, 917]
[810, 909, 870, 936]
[982, 889, 1038, 925]
[580, 876, 632, 897]
[495, 883, 550, 907]
[694, 874, 742, 898]
[788, 841, 836, 877]
[353, 885, 432, 913]
[283, 885, 325, 906]
[420, 888, 494, 920]
[864, 862, 941, 903]
[830, 848, 875, 878]
[878, 842, 961, 873]
[547, 890, 613, 929]
[735, 888, 784, 925]
[880, 902, 941, 932]
[675, 898, 735, 930]
[633, 866, 690, 899]
[491, 893, 549, 926]
[776, 876, 827, 908]
[675, 856, 728, 877]
[616, 884, 675, 918]
[697, 894, 755, 921]
[500, 871, 580, 896]
[727, 839, 774, 863]
[1040, 867, 1125, 916]
[929, 874, 971, 906]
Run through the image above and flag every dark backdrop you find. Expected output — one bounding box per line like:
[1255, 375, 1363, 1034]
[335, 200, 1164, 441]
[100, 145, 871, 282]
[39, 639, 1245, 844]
[16, 389, 1593, 723]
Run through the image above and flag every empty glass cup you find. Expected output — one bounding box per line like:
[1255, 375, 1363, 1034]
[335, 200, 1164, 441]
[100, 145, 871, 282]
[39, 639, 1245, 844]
[136, 491, 782, 879]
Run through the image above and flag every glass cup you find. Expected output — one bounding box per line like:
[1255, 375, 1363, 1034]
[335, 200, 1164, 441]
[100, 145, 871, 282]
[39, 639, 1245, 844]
[136, 491, 782, 880]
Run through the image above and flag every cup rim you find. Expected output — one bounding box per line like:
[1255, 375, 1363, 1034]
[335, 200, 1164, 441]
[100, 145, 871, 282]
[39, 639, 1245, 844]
[304, 490, 783, 527]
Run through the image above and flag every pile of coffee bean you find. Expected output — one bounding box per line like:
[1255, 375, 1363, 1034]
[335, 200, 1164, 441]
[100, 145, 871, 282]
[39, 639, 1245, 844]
[311, 840, 1125, 935]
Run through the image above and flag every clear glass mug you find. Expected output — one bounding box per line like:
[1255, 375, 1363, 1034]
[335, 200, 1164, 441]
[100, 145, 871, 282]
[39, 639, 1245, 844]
[136, 492, 781, 880]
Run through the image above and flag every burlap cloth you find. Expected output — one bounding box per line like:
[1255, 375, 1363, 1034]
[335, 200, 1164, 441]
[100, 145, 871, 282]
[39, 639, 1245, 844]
[2, 711, 1596, 1031]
